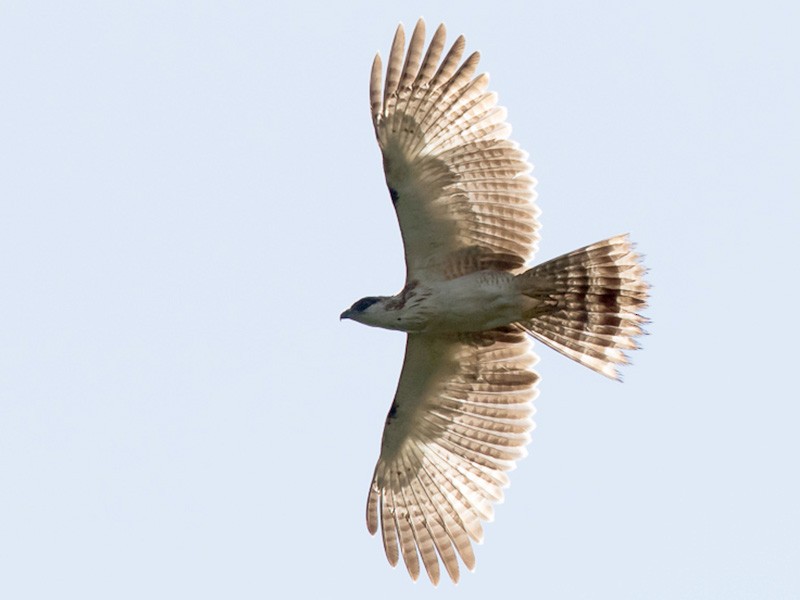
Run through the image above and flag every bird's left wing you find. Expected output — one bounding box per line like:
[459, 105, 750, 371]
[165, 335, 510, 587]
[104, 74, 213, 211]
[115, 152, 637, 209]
[370, 20, 540, 283]
[366, 329, 539, 584]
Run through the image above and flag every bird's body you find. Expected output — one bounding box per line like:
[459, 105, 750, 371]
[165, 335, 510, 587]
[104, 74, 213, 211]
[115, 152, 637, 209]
[343, 271, 527, 333]
[341, 19, 649, 584]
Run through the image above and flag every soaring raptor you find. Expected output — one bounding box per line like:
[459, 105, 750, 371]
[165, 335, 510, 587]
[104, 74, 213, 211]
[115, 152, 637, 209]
[341, 19, 649, 584]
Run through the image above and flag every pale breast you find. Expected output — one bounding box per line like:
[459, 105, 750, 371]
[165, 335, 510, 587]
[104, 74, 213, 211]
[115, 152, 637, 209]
[419, 271, 523, 333]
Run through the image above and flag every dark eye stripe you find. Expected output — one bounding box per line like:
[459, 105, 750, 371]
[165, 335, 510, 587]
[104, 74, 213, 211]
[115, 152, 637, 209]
[353, 297, 380, 312]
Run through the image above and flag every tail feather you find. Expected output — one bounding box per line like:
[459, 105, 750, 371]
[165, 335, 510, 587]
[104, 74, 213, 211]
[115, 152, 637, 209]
[515, 235, 649, 380]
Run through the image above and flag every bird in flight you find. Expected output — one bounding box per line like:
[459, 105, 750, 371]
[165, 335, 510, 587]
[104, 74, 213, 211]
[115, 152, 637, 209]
[341, 19, 648, 584]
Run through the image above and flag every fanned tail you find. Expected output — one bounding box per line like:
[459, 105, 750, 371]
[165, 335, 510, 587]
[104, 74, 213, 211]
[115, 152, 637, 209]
[514, 235, 649, 380]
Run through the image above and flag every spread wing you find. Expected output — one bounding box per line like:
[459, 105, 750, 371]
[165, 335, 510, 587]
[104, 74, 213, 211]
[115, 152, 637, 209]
[366, 330, 539, 584]
[370, 20, 540, 283]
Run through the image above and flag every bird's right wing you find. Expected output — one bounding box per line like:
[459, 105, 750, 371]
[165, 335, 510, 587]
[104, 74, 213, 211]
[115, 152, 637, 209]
[370, 20, 540, 283]
[366, 329, 539, 584]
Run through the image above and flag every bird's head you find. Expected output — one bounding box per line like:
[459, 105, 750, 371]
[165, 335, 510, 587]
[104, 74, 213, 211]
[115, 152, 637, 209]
[340, 296, 390, 327]
[341, 288, 430, 331]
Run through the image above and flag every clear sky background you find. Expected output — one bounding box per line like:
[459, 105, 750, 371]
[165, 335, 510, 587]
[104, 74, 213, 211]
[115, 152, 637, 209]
[1, 1, 798, 598]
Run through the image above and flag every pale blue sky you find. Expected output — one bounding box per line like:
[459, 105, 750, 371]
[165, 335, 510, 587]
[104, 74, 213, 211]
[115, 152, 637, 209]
[1, 1, 799, 598]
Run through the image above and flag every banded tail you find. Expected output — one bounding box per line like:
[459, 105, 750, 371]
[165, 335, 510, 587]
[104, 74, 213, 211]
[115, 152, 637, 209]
[515, 235, 649, 380]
